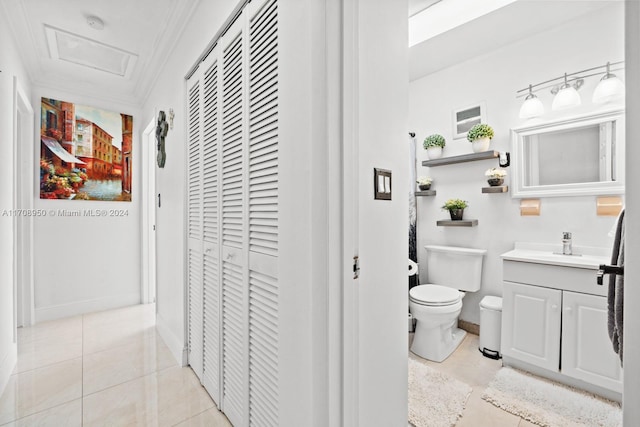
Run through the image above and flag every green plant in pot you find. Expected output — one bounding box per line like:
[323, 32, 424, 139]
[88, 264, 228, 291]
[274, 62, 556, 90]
[467, 123, 494, 153]
[423, 134, 446, 160]
[441, 198, 468, 221]
[485, 167, 507, 186]
[416, 176, 433, 191]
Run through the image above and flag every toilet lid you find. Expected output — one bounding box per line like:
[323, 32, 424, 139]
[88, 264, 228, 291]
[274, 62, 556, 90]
[410, 284, 460, 306]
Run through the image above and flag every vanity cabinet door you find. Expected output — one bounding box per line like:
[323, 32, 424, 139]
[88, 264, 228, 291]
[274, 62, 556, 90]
[502, 281, 562, 371]
[561, 291, 623, 393]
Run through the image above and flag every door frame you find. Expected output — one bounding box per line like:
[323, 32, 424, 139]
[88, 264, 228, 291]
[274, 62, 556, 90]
[12, 77, 34, 329]
[141, 118, 157, 305]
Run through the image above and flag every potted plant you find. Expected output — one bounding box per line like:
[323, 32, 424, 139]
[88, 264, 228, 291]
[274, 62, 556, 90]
[467, 123, 494, 153]
[441, 198, 468, 221]
[423, 134, 446, 159]
[416, 176, 433, 191]
[485, 168, 507, 186]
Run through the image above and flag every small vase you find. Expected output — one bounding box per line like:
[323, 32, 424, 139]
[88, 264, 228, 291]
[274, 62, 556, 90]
[418, 184, 431, 191]
[426, 146, 443, 160]
[487, 178, 504, 186]
[471, 137, 491, 153]
[449, 209, 464, 221]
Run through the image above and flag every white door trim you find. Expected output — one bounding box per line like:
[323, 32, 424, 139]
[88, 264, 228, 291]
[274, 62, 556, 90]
[141, 118, 157, 305]
[13, 77, 34, 329]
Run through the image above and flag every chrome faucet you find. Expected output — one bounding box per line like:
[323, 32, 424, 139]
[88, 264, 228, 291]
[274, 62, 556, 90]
[562, 232, 572, 255]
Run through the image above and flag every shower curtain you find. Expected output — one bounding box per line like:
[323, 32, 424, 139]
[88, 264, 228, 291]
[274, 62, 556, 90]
[409, 134, 418, 290]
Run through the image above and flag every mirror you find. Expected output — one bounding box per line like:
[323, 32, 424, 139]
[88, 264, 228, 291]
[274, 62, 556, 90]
[511, 108, 625, 198]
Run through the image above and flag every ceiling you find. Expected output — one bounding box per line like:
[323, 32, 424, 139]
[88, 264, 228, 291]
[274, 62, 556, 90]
[0, 0, 196, 107]
[409, 1, 616, 81]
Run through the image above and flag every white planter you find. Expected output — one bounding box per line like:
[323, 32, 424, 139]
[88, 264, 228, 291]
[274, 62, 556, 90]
[426, 146, 443, 159]
[471, 137, 491, 153]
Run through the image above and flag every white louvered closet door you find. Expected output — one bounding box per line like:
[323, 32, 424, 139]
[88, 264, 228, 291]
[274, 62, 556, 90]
[186, 1, 280, 426]
[200, 47, 222, 405]
[220, 16, 249, 427]
[246, 0, 279, 425]
[186, 73, 204, 381]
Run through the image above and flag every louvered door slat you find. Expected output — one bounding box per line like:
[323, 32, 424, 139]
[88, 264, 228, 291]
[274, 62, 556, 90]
[222, 31, 245, 250]
[248, 270, 278, 427]
[223, 260, 245, 425]
[188, 247, 203, 380]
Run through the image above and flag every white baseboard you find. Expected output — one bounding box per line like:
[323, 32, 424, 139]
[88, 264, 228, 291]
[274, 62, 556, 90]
[0, 344, 17, 398]
[156, 312, 187, 367]
[34, 293, 140, 323]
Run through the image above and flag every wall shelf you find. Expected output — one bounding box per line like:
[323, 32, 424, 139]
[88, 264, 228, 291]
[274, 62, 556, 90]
[482, 186, 509, 194]
[436, 219, 478, 227]
[422, 151, 508, 167]
[416, 190, 436, 196]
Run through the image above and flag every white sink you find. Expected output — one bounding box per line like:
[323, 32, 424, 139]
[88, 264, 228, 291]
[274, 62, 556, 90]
[501, 242, 610, 270]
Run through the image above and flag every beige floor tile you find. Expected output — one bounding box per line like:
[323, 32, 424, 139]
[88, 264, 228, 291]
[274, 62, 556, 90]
[16, 336, 82, 375]
[173, 408, 233, 427]
[83, 366, 215, 427]
[0, 358, 82, 425]
[0, 399, 82, 427]
[16, 316, 82, 346]
[82, 305, 157, 355]
[518, 419, 538, 427]
[83, 333, 177, 395]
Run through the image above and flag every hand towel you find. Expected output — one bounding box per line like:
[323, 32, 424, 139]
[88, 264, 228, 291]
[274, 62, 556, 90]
[607, 208, 624, 365]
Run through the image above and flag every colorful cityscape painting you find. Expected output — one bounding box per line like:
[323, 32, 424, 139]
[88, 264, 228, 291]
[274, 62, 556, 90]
[40, 98, 133, 201]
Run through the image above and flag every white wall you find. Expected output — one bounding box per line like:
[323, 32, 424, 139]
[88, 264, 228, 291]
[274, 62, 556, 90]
[31, 86, 142, 322]
[140, 0, 238, 364]
[356, 0, 409, 425]
[409, 3, 624, 324]
[0, 10, 31, 396]
[623, 2, 640, 424]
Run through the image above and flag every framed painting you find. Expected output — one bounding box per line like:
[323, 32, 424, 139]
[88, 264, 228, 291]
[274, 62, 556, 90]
[40, 97, 132, 201]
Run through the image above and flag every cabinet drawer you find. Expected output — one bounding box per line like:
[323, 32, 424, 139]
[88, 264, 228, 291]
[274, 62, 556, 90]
[504, 260, 606, 297]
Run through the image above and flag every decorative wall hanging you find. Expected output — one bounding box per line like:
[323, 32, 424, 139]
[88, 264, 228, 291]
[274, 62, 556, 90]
[156, 110, 168, 168]
[39, 97, 133, 201]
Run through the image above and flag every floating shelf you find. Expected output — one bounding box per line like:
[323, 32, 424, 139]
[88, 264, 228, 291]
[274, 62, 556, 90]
[422, 151, 507, 167]
[482, 186, 509, 194]
[436, 219, 478, 227]
[416, 190, 436, 196]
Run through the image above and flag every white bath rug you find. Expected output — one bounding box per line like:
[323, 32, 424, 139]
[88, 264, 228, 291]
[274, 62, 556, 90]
[482, 367, 622, 427]
[408, 357, 472, 427]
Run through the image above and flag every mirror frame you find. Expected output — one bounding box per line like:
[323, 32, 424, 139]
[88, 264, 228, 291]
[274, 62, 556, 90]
[510, 108, 625, 198]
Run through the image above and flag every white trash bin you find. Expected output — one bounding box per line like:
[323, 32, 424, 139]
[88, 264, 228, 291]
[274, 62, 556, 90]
[479, 296, 503, 360]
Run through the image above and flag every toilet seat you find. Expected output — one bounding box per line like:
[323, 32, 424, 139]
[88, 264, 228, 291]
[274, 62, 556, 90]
[409, 284, 461, 307]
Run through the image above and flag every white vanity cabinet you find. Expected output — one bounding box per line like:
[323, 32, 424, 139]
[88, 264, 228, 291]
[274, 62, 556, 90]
[501, 282, 561, 372]
[561, 291, 623, 393]
[501, 244, 623, 400]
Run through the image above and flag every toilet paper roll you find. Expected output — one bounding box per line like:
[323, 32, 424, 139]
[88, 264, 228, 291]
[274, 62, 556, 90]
[408, 259, 418, 276]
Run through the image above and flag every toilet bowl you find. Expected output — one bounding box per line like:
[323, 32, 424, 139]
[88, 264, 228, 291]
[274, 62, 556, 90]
[409, 284, 466, 362]
[409, 245, 486, 362]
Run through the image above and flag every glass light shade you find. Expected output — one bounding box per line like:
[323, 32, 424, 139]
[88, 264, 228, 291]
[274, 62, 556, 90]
[592, 74, 625, 104]
[519, 95, 545, 119]
[551, 85, 581, 111]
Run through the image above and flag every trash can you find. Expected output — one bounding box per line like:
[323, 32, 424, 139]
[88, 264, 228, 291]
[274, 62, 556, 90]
[479, 296, 503, 360]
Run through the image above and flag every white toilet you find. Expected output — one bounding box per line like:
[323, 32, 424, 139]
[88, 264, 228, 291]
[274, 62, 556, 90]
[409, 245, 487, 362]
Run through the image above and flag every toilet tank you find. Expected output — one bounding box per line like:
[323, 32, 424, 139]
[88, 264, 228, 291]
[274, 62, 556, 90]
[425, 245, 487, 292]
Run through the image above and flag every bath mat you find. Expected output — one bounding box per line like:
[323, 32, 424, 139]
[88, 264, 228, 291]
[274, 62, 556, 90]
[482, 367, 622, 427]
[408, 357, 472, 427]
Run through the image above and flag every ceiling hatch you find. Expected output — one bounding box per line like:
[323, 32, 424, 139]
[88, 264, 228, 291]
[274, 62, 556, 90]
[45, 25, 138, 78]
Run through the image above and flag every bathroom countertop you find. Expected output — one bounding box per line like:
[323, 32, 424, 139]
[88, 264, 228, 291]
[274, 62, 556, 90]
[501, 242, 610, 270]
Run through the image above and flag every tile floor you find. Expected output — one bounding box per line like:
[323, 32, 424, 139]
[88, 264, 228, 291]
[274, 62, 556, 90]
[410, 332, 536, 427]
[0, 304, 231, 427]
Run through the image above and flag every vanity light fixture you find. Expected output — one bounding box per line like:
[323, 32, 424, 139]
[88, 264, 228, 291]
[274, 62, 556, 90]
[519, 84, 545, 119]
[516, 61, 624, 118]
[593, 62, 625, 104]
[551, 73, 582, 111]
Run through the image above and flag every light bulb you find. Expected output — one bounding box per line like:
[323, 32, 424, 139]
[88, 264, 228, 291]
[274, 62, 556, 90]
[519, 85, 544, 119]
